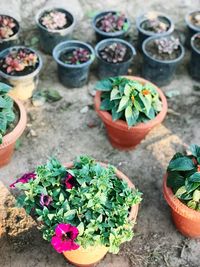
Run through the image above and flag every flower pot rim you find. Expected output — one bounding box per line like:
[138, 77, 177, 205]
[92, 10, 130, 37]
[53, 40, 95, 69]
[191, 32, 200, 54]
[185, 9, 200, 33]
[163, 173, 200, 221]
[142, 35, 185, 64]
[0, 14, 20, 43]
[65, 161, 139, 222]
[35, 6, 76, 34]
[95, 38, 136, 65]
[94, 75, 168, 131]
[0, 96, 27, 149]
[136, 12, 174, 36]
[0, 46, 43, 80]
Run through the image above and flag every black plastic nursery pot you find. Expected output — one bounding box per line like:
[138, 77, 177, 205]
[53, 40, 95, 88]
[0, 15, 20, 51]
[0, 46, 42, 100]
[142, 36, 185, 87]
[35, 7, 76, 54]
[189, 33, 200, 81]
[185, 10, 200, 47]
[95, 38, 136, 79]
[136, 12, 174, 50]
[92, 10, 130, 41]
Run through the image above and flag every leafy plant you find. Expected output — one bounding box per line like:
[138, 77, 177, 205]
[63, 48, 92, 65]
[97, 12, 128, 32]
[11, 156, 142, 254]
[0, 82, 15, 144]
[167, 144, 200, 211]
[0, 48, 38, 74]
[0, 15, 16, 39]
[95, 77, 162, 127]
[41, 10, 67, 30]
[99, 42, 127, 63]
[143, 12, 168, 33]
[155, 36, 180, 55]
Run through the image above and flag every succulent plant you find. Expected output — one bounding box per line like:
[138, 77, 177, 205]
[1, 48, 38, 74]
[64, 48, 91, 65]
[98, 12, 128, 32]
[143, 12, 168, 33]
[0, 15, 16, 39]
[155, 36, 180, 55]
[99, 42, 127, 63]
[41, 10, 67, 30]
[192, 13, 200, 27]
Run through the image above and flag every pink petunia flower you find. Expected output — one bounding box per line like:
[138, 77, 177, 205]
[65, 173, 75, 189]
[10, 172, 36, 188]
[40, 194, 52, 207]
[51, 223, 80, 253]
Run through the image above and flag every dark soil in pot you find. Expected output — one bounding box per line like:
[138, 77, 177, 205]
[189, 33, 200, 81]
[185, 10, 200, 47]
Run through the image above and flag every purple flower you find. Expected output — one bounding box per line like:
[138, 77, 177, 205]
[51, 223, 79, 253]
[40, 194, 52, 207]
[10, 172, 36, 188]
[65, 173, 76, 189]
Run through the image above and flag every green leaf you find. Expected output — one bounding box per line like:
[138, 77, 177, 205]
[124, 84, 132, 97]
[0, 82, 12, 94]
[125, 106, 133, 119]
[47, 213, 55, 220]
[100, 99, 114, 110]
[125, 108, 139, 127]
[167, 172, 185, 192]
[77, 222, 84, 236]
[2, 109, 15, 122]
[139, 93, 151, 114]
[189, 144, 200, 158]
[175, 186, 187, 197]
[188, 172, 200, 182]
[111, 106, 123, 121]
[117, 96, 129, 112]
[44, 89, 62, 102]
[110, 88, 120, 101]
[59, 192, 65, 203]
[0, 114, 7, 132]
[95, 79, 113, 91]
[64, 209, 76, 220]
[167, 156, 195, 171]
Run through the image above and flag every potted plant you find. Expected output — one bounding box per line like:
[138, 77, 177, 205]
[189, 33, 200, 81]
[53, 40, 95, 88]
[136, 12, 174, 49]
[163, 144, 200, 238]
[92, 11, 130, 41]
[95, 38, 136, 79]
[35, 7, 76, 54]
[10, 155, 142, 266]
[94, 76, 167, 150]
[185, 10, 200, 47]
[0, 82, 26, 167]
[142, 35, 185, 86]
[0, 14, 20, 51]
[0, 46, 42, 100]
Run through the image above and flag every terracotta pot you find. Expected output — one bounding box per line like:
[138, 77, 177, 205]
[94, 76, 168, 150]
[63, 162, 139, 267]
[163, 174, 200, 238]
[0, 96, 27, 167]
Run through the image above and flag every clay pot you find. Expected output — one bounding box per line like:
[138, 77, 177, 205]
[63, 162, 139, 267]
[0, 96, 27, 167]
[163, 174, 200, 238]
[94, 76, 168, 150]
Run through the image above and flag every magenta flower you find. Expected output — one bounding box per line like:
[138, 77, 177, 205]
[65, 173, 75, 189]
[40, 194, 52, 207]
[10, 172, 36, 188]
[51, 223, 80, 253]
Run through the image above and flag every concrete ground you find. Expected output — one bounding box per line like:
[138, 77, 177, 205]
[0, 0, 200, 266]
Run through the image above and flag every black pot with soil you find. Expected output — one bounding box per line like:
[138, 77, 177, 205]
[0, 15, 20, 51]
[35, 7, 76, 54]
[95, 38, 136, 79]
[185, 10, 200, 47]
[92, 10, 130, 41]
[142, 35, 185, 86]
[136, 12, 174, 50]
[190, 33, 200, 81]
[53, 40, 95, 88]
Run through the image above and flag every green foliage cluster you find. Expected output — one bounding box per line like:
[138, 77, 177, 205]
[95, 77, 162, 127]
[0, 82, 15, 144]
[167, 144, 200, 211]
[15, 156, 142, 253]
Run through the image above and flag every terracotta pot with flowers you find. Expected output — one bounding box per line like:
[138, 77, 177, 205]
[36, 7, 76, 54]
[11, 156, 142, 267]
[0, 82, 26, 167]
[163, 144, 200, 238]
[94, 75, 167, 150]
[0, 14, 20, 51]
[0, 46, 42, 100]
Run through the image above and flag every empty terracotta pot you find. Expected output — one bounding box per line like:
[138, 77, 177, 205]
[94, 76, 168, 150]
[63, 162, 139, 267]
[0, 96, 27, 167]
[163, 174, 200, 238]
